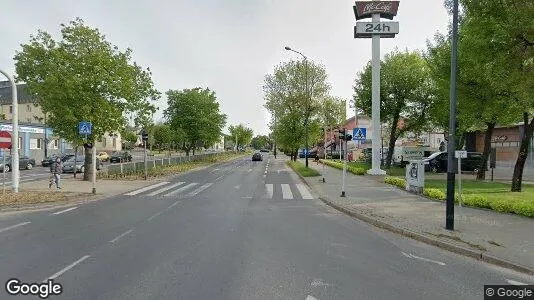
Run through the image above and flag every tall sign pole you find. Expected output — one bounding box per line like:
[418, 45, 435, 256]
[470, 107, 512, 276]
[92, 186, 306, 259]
[446, 0, 459, 231]
[0, 69, 19, 192]
[353, 1, 399, 175]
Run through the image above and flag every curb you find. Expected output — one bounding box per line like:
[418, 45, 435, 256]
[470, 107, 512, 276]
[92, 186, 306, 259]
[291, 164, 534, 276]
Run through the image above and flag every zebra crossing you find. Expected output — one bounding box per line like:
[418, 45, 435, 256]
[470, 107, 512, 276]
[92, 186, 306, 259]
[123, 181, 314, 200]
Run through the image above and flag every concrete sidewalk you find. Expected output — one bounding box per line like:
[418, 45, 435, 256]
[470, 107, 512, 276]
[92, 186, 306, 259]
[299, 159, 534, 274]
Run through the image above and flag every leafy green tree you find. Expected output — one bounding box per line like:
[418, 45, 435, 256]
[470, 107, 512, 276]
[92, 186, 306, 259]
[264, 59, 330, 161]
[151, 123, 172, 150]
[455, 0, 533, 190]
[228, 124, 253, 149]
[15, 18, 159, 181]
[121, 130, 138, 150]
[164, 87, 227, 156]
[354, 50, 434, 168]
[251, 135, 271, 150]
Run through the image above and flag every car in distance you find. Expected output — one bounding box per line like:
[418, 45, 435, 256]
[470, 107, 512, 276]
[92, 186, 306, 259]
[61, 156, 103, 173]
[423, 151, 484, 173]
[252, 152, 263, 161]
[259, 149, 270, 153]
[41, 154, 74, 167]
[97, 152, 109, 162]
[0, 156, 36, 172]
[109, 151, 133, 163]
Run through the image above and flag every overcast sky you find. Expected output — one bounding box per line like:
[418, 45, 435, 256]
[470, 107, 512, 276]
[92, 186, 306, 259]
[1, 0, 449, 135]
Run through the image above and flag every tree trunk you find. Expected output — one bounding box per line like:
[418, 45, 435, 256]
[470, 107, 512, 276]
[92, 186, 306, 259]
[83, 144, 93, 181]
[477, 122, 495, 180]
[511, 113, 534, 192]
[385, 114, 400, 168]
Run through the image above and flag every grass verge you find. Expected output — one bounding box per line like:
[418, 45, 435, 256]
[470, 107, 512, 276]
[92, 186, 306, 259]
[287, 160, 321, 177]
[98, 152, 249, 180]
[319, 159, 404, 176]
[0, 191, 90, 208]
[384, 176, 534, 218]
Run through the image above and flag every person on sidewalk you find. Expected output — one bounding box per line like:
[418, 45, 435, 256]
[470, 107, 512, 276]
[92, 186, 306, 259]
[49, 157, 62, 189]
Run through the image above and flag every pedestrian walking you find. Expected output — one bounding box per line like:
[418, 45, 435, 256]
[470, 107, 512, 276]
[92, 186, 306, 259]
[49, 157, 62, 189]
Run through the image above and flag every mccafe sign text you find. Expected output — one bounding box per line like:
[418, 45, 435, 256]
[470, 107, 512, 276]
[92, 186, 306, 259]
[353, 1, 400, 20]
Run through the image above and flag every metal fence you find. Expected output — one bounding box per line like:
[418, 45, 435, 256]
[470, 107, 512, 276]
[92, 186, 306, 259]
[102, 153, 217, 175]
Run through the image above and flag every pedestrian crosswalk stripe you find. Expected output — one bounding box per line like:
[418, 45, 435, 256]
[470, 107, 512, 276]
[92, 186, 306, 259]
[147, 182, 185, 196]
[124, 182, 170, 196]
[265, 184, 273, 198]
[163, 182, 198, 197]
[296, 184, 313, 199]
[185, 183, 213, 197]
[281, 184, 293, 199]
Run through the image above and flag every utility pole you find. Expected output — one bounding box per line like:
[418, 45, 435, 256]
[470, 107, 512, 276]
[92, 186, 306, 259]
[0, 69, 19, 192]
[446, 0, 459, 231]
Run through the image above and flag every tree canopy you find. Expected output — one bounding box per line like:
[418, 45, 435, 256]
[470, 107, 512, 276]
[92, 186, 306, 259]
[228, 124, 254, 149]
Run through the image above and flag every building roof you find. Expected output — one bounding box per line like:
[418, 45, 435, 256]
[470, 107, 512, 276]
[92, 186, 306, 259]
[0, 81, 35, 105]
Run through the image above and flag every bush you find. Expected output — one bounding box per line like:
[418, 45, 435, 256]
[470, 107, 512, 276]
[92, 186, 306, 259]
[461, 194, 491, 209]
[489, 198, 514, 213]
[423, 188, 446, 200]
[385, 176, 406, 189]
[511, 200, 534, 217]
[287, 161, 321, 177]
[321, 160, 366, 175]
[350, 167, 366, 175]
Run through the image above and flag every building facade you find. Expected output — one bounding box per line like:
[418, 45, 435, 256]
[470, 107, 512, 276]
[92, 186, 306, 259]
[0, 81, 122, 162]
[474, 124, 534, 166]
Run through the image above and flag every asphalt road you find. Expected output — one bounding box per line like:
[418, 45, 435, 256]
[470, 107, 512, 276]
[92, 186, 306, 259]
[0, 153, 532, 299]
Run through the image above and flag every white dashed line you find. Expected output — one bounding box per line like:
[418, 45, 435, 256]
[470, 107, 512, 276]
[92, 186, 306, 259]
[281, 184, 293, 199]
[125, 182, 170, 196]
[163, 182, 198, 197]
[234, 185, 240, 189]
[147, 182, 184, 196]
[147, 211, 163, 221]
[46, 255, 90, 281]
[167, 201, 180, 209]
[265, 184, 273, 198]
[109, 229, 133, 243]
[215, 175, 225, 181]
[296, 184, 313, 199]
[51, 206, 78, 215]
[306, 296, 318, 300]
[0, 221, 31, 234]
[401, 252, 446, 266]
[506, 279, 527, 285]
[248, 168, 252, 172]
[185, 183, 213, 197]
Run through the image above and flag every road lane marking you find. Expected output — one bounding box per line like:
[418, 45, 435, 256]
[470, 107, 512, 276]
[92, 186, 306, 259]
[234, 185, 240, 189]
[109, 229, 133, 243]
[167, 201, 180, 209]
[281, 184, 293, 199]
[401, 252, 446, 266]
[506, 279, 527, 285]
[147, 182, 184, 196]
[307, 296, 318, 300]
[185, 183, 213, 197]
[241, 196, 252, 199]
[147, 211, 163, 221]
[215, 174, 225, 181]
[264, 171, 267, 175]
[124, 182, 170, 196]
[46, 255, 90, 281]
[265, 184, 273, 198]
[248, 168, 252, 172]
[296, 184, 313, 199]
[51, 206, 78, 215]
[163, 182, 198, 197]
[210, 168, 220, 173]
[0, 221, 31, 233]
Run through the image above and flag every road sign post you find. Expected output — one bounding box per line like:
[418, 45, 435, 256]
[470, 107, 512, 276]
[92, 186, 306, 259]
[455, 150, 467, 208]
[142, 130, 149, 180]
[353, 1, 399, 176]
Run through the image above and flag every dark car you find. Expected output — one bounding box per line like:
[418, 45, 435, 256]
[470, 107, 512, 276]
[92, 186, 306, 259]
[252, 152, 263, 161]
[61, 156, 103, 173]
[41, 154, 74, 167]
[109, 151, 133, 163]
[424, 151, 484, 173]
[259, 149, 270, 153]
[0, 156, 36, 172]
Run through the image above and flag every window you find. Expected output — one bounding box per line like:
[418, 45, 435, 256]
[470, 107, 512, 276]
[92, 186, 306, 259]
[112, 137, 117, 147]
[102, 137, 106, 147]
[9, 106, 13, 114]
[53, 139, 59, 149]
[26, 105, 31, 112]
[18, 137, 22, 149]
[30, 138, 42, 149]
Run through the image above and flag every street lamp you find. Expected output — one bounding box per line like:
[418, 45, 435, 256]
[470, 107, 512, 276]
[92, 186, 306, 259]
[284, 46, 310, 167]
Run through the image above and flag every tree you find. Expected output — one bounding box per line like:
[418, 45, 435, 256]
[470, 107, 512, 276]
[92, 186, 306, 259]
[151, 123, 172, 150]
[354, 50, 434, 168]
[228, 124, 253, 149]
[164, 87, 227, 156]
[15, 18, 160, 181]
[121, 130, 138, 150]
[264, 60, 330, 161]
[457, 0, 534, 191]
[251, 135, 270, 150]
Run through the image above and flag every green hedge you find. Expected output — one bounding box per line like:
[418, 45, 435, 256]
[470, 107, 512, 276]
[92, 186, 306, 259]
[320, 159, 366, 176]
[384, 177, 534, 218]
[287, 161, 321, 177]
[385, 176, 406, 189]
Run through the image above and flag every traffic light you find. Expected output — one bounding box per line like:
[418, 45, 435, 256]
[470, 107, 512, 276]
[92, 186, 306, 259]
[84, 143, 93, 149]
[345, 134, 352, 141]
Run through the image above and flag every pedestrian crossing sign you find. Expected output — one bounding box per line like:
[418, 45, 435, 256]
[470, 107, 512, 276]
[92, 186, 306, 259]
[353, 128, 366, 141]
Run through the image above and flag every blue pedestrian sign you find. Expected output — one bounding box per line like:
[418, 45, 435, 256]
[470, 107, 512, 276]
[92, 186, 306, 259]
[353, 127, 366, 141]
[78, 121, 92, 135]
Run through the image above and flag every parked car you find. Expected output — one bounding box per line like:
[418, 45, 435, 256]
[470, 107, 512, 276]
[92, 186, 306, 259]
[109, 151, 133, 163]
[41, 154, 74, 167]
[423, 151, 484, 173]
[259, 149, 270, 153]
[61, 156, 103, 173]
[97, 152, 109, 162]
[0, 156, 36, 172]
[252, 152, 263, 161]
